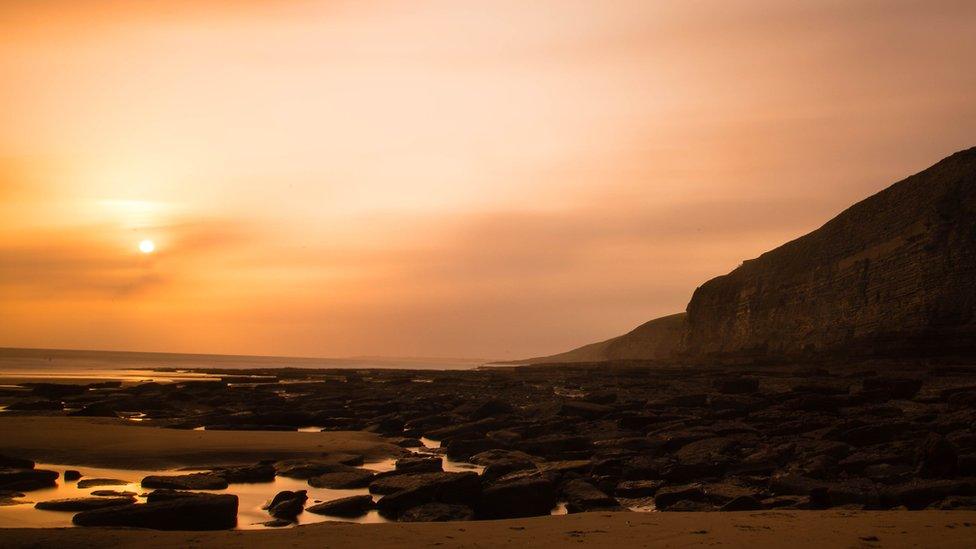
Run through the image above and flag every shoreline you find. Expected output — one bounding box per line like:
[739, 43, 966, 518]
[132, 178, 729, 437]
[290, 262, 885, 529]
[1, 510, 974, 548]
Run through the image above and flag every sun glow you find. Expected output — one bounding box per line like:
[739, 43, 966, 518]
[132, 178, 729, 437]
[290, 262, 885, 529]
[138, 239, 155, 254]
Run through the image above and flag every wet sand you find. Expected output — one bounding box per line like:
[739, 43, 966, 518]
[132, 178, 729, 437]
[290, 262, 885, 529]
[0, 416, 402, 469]
[1, 510, 974, 548]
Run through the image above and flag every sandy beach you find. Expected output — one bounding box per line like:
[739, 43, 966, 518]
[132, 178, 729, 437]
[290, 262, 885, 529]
[0, 509, 973, 548]
[0, 416, 402, 469]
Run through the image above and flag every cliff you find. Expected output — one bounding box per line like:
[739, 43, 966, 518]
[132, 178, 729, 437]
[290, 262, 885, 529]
[526, 146, 976, 364]
[682, 146, 976, 360]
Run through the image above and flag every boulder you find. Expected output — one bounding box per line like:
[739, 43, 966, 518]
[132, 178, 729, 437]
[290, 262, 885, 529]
[141, 473, 229, 490]
[375, 472, 480, 518]
[214, 462, 276, 483]
[561, 479, 621, 512]
[714, 378, 760, 395]
[77, 478, 129, 488]
[0, 468, 59, 491]
[73, 493, 239, 530]
[265, 490, 307, 520]
[558, 401, 612, 419]
[274, 456, 364, 478]
[654, 484, 706, 510]
[36, 496, 135, 511]
[477, 477, 557, 519]
[720, 495, 763, 511]
[306, 495, 374, 517]
[308, 470, 374, 489]
[615, 480, 664, 498]
[395, 456, 443, 474]
[63, 470, 82, 481]
[916, 433, 959, 478]
[400, 502, 474, 522]
[0, 454, 34, 470]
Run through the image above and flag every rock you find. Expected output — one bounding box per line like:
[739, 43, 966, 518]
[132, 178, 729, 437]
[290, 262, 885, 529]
[141, 473, 229, 490]
[28, 383, 86, 399]
[262, 518, 293, 528]
[63, 470, 82, 481]
[886, 479, 974, 510]
[558, 401, 612, 419]
[862, 378, 923, 400]
[395, 456, 443, 474]
[916, 433, 958, 478]
[35, 496, 135, 511]
[91, 490, 138, 497]
[477, 477, 557, 519]
[73, 493, 239, 530]
[375, 472, 480, 518]
[308, 470, 374, 489]
[400, 502, 474, 522]
[0, 468, 59, 491]
[263, 490, 307, 510]
[77, 478, 129, 488]
[275, 457, 363, 479]
[720, 495, 763, 511]
[615, 480, 664, 498]
[561, 479, 621, 512]
[0, 454, 34, 470]
[68, 403, 119, 417]
[306, 495, 374, 517]
[397, 438, 424, 448]
[5, 400, 63, 411]
[481, 457, 537, 483]
[655, 484, 706, 510]
[214, 462, 276, 483]
[517, 434, 591, 458]
[714, 378, 760, 395]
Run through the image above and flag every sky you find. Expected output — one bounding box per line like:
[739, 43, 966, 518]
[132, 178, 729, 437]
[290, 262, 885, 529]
[1, 0, 975, 360]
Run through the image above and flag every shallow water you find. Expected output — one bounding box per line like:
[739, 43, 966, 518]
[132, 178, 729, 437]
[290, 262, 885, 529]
[0, 442, 494, 530]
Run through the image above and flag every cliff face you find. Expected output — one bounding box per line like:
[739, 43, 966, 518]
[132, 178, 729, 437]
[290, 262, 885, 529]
[682, 147, 976, 360]
[526, 146, 976, 364]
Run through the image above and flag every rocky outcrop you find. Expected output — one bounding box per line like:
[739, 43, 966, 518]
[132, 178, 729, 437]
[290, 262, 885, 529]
[683, 147, 976, 360]
[526, 146, 976, 364]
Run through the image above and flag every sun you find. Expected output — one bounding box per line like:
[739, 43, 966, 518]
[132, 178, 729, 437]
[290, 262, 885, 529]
[138, 239, 156, 254]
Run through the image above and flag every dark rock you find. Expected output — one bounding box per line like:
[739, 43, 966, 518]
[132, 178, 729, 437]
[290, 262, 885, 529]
[35, 496, 135, 511]
[0, 454, 34, 470]
[720, 495, 763, 511]
[714, 378, 759, 395]
[654, 484, 706, 510]
[615, 480, 664, 498]
[916, 433, 959, 478]
[375, 472, 480, 518]
[862, 378, 923, 400]
[73, 493, 239, 530]
[0, 468, 59, 491]
[68, 403, 119, 417]
[91, 490, 137, 497]
[395, 456, 443, 474]
[274, 457, 362, 479]
[477, 477, 557, 519]
[142, 473, 228, 490]
[561, 479, 621, 512]
[63, 470, 82, 481]
[308, 470, 374, 489]
[886, 479, 974, 510]
[77, 478, 129, 488]
[558, 401, 612, 419]
[213, 462, 276, 483]
[306, 495, 374, 517]
[400, 502, 474, 522]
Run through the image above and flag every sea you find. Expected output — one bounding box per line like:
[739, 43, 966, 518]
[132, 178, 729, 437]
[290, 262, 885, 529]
[0, 347, 486, 385]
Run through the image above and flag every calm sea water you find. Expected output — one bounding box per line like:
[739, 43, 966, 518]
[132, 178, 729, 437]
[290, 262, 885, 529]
[0, 347, 484, 384]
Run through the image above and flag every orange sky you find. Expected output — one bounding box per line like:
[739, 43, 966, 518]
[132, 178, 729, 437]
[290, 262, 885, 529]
[1, 1, 975, 359]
